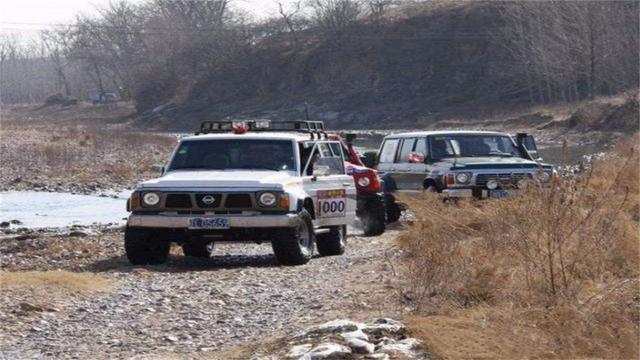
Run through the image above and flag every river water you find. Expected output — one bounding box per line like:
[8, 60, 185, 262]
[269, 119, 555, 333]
[0, 191, 130, 228]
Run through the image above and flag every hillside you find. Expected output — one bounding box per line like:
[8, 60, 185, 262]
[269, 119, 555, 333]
[2, 1, 637, 131]
[133, 1, 638, 130]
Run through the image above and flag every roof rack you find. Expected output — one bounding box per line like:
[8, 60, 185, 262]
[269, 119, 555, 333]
[197, 120, 327, 139]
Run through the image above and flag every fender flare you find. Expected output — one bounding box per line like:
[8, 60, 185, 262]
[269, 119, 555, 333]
[423, 178, 439, 191]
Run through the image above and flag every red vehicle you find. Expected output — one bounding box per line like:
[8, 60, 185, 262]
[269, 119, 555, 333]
[327, 133, 386, 236]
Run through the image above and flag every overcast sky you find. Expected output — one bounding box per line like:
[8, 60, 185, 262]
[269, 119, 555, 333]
[0, 0, 297, 34]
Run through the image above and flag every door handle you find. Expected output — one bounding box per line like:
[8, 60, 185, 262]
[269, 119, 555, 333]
[342, 182, 351, 187]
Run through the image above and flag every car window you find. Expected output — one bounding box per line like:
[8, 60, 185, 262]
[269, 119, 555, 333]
[398, 138, 416, 163]
[379, 139, 399, 163]
[170, 139, 295, 172]
[329, 142, 343, 158]
[429, 136, 457, 159]
[523, 136, 537, 151]
[317, 143, 333, 157]
[302, 142, 345, 176]
[414, 137, 427, 156]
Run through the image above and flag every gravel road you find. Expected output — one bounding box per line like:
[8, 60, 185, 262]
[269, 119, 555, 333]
[0, 227, 406, 359]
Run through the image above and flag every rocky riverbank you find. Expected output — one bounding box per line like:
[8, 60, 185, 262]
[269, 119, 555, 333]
[0, 225, 425, 359]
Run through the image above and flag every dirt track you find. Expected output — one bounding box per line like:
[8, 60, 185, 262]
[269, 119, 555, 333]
[0, 226, 406, 359]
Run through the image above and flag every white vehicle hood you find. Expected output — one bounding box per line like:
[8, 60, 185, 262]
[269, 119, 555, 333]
[138, 170, 298, 190]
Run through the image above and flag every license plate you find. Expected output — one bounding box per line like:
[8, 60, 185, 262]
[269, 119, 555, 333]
[189, 218, 230, 229]
[489, 189, 511, 198]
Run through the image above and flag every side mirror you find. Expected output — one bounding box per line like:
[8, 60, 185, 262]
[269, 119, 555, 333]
[408, 152, 426, 163]
[362, 150, 378, 169]
[312, 164, 331, 177]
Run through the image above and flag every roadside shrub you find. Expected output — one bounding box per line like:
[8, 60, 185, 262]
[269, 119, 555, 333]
[398, 137, 639, 357]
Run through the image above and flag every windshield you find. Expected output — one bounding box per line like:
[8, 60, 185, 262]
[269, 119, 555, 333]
[429, 134, 518, 158]
[168, 139, 296, 171]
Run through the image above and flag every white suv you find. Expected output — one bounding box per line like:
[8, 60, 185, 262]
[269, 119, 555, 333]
[125, 121, 356, 266]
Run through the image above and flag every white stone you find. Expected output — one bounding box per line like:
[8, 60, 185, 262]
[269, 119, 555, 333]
[377, 338, 423, 357]
[347, 338, 375, 354]
[340, 329, 369, 342]
[365, 354, 390, 360]
[305, 342, 352, 359]
[287, 344, 313, 358]
[363, 318, 406, 336]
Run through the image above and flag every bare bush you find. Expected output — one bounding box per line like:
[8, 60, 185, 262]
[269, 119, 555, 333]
[398, 138, 639, 357]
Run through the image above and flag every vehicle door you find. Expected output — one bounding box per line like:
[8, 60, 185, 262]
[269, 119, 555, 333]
[302, 142, 356, 228]
[405, 136, 429, 189]
[376, 138, 401, 189]
[523, 135, 540, 160]
[392, 137, 417, 190]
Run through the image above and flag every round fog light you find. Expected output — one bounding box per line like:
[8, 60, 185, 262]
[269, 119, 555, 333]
[142, 192, 161, 206]
[486, 179, 499, 190]
[357, 177, 371, 187]
[259, 192, 277, 207]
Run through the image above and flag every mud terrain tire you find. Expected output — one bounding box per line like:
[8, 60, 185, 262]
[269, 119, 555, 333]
[360, 200, 386, 236]
[384, 193, 402, 223]
[125, 227, 170, 265]
[182, 242, 213, 258]
[271, 210, 315, 266]
[317, 225, 347, 256]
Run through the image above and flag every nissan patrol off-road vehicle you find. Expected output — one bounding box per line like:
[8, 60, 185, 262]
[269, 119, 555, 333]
[369, 130, 557, 201]
[125, 120, 356, 266]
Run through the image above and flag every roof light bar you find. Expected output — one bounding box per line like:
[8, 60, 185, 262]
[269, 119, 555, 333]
[196, 120, 327, 139]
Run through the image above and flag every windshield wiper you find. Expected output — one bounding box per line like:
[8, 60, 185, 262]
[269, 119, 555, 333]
[236, 165, 283, 171]
[488, 151, 514, 157]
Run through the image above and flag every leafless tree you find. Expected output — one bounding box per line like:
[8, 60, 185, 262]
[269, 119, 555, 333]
[308, 0, 363, 40]
[277, 1, 303, 48]
[41, 28, 74, 96]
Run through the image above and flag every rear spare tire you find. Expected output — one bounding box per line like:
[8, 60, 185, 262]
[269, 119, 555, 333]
[271, 210, 315, 266]
[125, 227, 170, 265]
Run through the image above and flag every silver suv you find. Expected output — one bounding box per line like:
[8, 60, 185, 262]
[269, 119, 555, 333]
[371, 130, 556, 199]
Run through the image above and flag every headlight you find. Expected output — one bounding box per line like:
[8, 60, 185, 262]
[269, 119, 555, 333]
[142, 192, 161, 206]
[357, 177, 371, 187]
[486, 179, 499, 190]
[455, 172, 471, 184]
[258, 192, 277, 207]
[536, 171, 551, 183]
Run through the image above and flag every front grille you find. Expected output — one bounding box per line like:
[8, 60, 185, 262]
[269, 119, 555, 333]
[165, 194, 192, 208]
[476, 173, 531, 188]
[224, 194, 252, 208]
[195, 194, 223, 208]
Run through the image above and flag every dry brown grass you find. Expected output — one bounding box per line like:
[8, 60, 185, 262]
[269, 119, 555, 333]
[0, 270, 111, 293]
[1, 127, 176, 188]
[398, 136, 640, 358]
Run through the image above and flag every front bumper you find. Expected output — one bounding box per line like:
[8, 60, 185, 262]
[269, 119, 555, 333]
[127, 213, 299, 229]
[441, 188, 518, 199]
